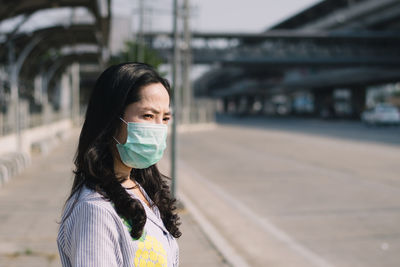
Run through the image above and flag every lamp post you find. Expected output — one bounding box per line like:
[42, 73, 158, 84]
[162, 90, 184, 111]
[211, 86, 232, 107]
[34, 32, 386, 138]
[170, 0, 180, 198]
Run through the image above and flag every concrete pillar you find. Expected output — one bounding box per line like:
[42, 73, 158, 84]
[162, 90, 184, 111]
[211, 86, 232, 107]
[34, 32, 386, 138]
[8, 45, 20, 148]
[245, 95, 255, 115]
[233, 96, 241, 115]
[223, 97, 229, 113]
[286, 94, 295, 115]
[34, 75, 43, 105]
[257, 96, 266, 115]
[313, 88, 335, 118]
[264, 97, 274, 115]
[41, 72, 51, 125]
[237, 96, 249, 115]
[350, 87, 366, 119]
[41, 72, 49, 105]
[8, 36, 43, 151]
[60, 72, 71, 117]
[71, 63, 80, 125]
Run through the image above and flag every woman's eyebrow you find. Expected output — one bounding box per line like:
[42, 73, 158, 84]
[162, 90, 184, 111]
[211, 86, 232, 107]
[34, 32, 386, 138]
[141, 107, 171, 115]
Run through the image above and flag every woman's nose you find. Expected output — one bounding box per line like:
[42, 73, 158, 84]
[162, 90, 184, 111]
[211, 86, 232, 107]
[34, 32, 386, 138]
[155, 117, 163, 124]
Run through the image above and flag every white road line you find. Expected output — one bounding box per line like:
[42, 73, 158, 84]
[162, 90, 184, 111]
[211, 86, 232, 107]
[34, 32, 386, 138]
[180, 161, 335, 267]
[179, 192, 251, 267]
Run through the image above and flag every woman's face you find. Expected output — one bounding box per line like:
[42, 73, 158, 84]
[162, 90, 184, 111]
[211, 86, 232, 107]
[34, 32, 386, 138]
[116, 82, 171, 144]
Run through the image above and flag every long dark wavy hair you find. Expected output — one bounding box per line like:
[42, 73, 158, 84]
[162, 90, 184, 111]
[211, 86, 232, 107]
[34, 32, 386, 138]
[65, 62, 181, 239]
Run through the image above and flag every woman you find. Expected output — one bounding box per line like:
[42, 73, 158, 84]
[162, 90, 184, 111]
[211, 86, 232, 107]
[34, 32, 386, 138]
[57, 62, 181, 267]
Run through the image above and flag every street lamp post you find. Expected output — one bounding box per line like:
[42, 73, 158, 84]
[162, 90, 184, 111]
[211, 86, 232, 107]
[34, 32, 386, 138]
[171, 0, 180, 199]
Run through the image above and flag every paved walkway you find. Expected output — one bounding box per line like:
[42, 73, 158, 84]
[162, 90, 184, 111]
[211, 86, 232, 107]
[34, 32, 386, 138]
[0, 129, 227, 267]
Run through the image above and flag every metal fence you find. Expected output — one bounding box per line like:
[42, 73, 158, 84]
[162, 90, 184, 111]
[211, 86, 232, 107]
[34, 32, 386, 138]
[0, 101, 68, 137]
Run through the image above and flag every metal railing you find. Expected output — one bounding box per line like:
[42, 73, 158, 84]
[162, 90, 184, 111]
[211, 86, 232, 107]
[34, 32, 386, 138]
[0, 101, 69, 137]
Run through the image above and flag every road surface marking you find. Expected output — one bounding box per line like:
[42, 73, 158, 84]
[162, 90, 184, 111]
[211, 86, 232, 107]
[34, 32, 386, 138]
[180, 160, 335, 267]
[179, 192, 251, 267]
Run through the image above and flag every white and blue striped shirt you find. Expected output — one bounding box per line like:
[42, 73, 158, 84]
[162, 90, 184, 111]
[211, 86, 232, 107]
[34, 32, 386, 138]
[57, 186, 179, 267]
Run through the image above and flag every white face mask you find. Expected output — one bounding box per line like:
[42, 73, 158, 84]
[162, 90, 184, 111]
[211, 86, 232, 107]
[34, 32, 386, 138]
[114, 118, 168, 169]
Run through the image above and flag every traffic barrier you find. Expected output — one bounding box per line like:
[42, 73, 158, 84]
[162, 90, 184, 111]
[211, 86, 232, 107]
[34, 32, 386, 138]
[0, 157, 18, 178]
[0, 118, 73, 188]
[0, 152, 31, 187]
[31, 136, 58, 155]
[0, 164, 9, 186]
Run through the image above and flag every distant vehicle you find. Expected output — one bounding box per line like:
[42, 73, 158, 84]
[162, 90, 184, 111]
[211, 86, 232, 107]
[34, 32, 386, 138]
[361, 104, 400, 125]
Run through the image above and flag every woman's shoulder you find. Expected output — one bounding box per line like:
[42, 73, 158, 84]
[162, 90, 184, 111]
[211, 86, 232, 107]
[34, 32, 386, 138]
[62, 186, 118, 224]
[57, 187, 131, 259]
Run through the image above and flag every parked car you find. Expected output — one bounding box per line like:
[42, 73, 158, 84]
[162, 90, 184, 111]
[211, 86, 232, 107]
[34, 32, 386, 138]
[361, 104, 400, 125]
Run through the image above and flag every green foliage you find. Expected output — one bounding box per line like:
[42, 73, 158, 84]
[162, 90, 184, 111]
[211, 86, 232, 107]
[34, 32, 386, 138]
[108, 40, 164, 70]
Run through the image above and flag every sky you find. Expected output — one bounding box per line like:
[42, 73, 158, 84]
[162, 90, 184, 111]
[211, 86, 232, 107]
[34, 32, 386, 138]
[112, 0, 323, 33]
[0, 0, 323, 80]
[110, 0, 322, 80]
[0, 0, 322, 36]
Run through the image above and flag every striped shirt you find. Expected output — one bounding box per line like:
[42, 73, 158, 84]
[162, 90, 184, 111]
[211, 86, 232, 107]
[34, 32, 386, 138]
[57, 186, 179, 267]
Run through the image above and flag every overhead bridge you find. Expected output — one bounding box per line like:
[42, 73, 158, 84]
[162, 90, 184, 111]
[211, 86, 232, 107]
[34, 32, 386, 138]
[144, 30, 400, 67]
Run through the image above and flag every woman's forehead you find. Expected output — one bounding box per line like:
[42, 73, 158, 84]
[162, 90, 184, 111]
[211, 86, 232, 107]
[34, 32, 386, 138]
[125, 88, 170, 115]
[139, 83, 169, 99]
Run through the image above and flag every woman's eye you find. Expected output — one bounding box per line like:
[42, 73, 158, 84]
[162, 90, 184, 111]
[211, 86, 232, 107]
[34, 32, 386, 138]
[144, 114, 154, 119]
[163, 117, 170, 122]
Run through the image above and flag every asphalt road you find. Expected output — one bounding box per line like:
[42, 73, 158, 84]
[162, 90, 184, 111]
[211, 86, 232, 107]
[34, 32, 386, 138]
[175, 116, 400, 267]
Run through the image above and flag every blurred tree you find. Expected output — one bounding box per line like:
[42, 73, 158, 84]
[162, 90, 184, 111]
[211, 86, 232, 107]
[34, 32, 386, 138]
[108, 40, 164, 70]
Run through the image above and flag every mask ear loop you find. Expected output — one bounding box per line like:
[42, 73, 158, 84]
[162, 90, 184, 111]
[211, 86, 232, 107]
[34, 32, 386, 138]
[114, 118, 128, 144]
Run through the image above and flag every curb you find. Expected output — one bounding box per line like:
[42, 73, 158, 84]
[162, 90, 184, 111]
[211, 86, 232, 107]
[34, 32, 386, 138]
[178, 192, 251, 267]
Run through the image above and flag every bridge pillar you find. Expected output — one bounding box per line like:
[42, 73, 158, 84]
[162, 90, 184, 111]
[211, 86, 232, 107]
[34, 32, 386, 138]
[256, 96, 265, 115]
[59, 72, 71, 118]
[238, 96, 247, 115]
[222, 97, 229, 113]
[350, 87, 366, 119]
[313, 88, 335, 118]
[71, 63, 80, 125]
[233, 96, 241, 115]
[244, 95, 255, 115]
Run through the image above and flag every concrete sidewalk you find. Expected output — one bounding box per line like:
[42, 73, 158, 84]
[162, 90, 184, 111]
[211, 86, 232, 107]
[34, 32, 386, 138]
[0, 129, 228, 267]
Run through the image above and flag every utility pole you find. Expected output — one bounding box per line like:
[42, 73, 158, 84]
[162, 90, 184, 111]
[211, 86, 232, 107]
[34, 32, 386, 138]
[171, 0, 180, 199]
[137, 0, 145, 62]
[182, 0, 192, 123]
